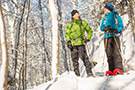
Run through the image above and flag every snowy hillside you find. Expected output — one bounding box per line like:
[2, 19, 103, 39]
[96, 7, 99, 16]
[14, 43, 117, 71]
[28, 71, 135, 90]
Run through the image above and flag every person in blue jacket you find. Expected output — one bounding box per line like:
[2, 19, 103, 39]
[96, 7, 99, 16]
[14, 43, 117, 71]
[100, 3, 124, 74]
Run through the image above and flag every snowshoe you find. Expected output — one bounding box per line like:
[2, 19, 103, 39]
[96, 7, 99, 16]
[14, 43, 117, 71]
[113, 69, 124, 76]
[95, 72, 104, 77]
[105, 71, 113, 76]
[87, 73, 94, 77]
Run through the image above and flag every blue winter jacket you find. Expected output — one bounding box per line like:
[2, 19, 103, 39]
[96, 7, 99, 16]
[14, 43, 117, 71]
[100, 11, 124, 38]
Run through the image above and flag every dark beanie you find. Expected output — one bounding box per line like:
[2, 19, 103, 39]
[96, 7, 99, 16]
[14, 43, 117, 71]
[71, 10, 79, 16]
[104, 4, 114, 11]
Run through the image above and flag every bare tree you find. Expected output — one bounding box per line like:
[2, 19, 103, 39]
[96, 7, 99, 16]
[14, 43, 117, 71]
[13, 0, 27, 81]
[73, 0, 77, 9]
[128, 0, 135, 37]
[48, 0, 59, 79]
[57, 0, 69, 72]
[4, 0, 17, 48]
[18, 64, 24, 90]
[22, 0, 31, 89]
[38, 0, 50, 82]
[0, 1, 9, 90]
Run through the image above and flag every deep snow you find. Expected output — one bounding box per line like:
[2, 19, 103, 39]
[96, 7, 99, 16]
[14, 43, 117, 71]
[28, 71, 135, 90]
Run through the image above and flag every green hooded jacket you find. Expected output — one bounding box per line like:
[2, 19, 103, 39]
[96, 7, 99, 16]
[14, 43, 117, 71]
[65, 18, 93, 46]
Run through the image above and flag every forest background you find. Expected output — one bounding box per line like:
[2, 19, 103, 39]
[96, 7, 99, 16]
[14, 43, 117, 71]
[0, 0, 135, 90]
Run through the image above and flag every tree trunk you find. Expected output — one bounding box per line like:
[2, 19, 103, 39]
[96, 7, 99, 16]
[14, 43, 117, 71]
[22, 0, 31, 89]
[0, 1, 9, 90]
[128, 0, 135, 37]
[5, 0, 17, 49]
[48, 0, 59, 79]
[18, 64, 24, 90]
[38, 0, 50, 82]
[57, 0, 69, 72]
[13, 0, 27, 81]
[73, 0, 77, 9]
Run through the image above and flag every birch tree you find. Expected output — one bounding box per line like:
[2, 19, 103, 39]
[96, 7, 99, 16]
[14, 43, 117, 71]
[128, 0, 135, 37]
[13, 0, 27, 80]
[4, 0, 18, 48]
[38, 0, 49, 82]
[48, 0, 59, 79]
[22, 0, 31, 89]
[0, 1, 9, 90]
[57, 0, 69, 72]
[73, 0, 77, 9]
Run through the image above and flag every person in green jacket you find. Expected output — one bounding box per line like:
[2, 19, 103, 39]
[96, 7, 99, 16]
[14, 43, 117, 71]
[65, 10, 93, 77]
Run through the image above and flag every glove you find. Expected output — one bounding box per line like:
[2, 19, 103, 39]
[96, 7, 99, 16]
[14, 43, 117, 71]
[93, 61, 98, 66]
[103, 25, 112, 32]
[84, 38, 90, 43]
[109, 29, 118, 34]
[67, 41, 73, 50]
[83, 36, 90, 43]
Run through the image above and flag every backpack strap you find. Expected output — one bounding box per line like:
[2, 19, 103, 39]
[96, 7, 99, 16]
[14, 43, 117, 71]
[103, 14, 118, 26]
[115, 14, 119, 27]
[80, 20, 84, 27]
[103, 15, 107, 25]
[70, 21, 73, 33]
[115, 13, 122, 36]
[80, 20, 87, 31]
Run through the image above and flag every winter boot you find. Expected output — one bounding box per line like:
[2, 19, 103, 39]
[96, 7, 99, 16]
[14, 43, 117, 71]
[74, 68, 80, 76]
[87, 72, 94, 77]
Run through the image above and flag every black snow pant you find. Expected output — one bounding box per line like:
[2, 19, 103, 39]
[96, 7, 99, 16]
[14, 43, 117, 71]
[104, 37, 123, 72]
[71, 45, 92, 76]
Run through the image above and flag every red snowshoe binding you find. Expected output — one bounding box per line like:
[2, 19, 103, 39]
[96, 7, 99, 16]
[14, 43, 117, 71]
[105, 71, 113, 76]
[113, 69, 124, 76]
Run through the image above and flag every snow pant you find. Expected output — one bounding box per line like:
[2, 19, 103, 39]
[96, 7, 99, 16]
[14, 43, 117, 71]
[104, 37, 123, 72]
[71, 45, 92, 76]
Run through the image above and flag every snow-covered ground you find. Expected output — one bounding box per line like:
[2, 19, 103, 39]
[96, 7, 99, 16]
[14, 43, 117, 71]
[28, 71, 135, 90]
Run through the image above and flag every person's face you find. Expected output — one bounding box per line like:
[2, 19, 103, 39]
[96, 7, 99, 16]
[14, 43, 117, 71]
[72, 13, 80, 20]
[104, 8, 111, 14]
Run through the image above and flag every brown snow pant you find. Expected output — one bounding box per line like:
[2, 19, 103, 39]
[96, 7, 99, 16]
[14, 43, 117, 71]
[104, 37, 123, 72]
[71, 45, 92, 76]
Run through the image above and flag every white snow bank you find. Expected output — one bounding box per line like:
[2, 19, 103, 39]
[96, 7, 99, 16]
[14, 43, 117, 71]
[28, 71, 78, 90]
[28, 71, 135, 90]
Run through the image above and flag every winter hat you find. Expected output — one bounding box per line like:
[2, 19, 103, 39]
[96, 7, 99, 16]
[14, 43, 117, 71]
[71, 10, 79, 16]
[104, 3, 114, 11]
